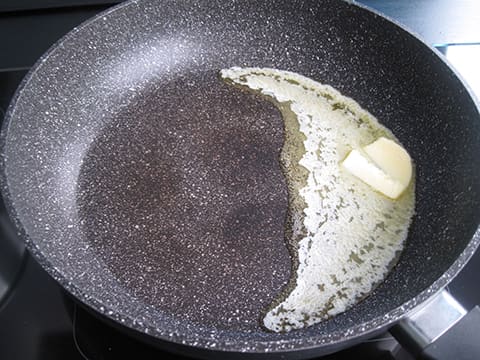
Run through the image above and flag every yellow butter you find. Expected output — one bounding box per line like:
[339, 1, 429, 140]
[342, 137, 412, 199]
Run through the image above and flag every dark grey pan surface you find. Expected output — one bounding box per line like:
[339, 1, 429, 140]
[1, 0, 480, 356]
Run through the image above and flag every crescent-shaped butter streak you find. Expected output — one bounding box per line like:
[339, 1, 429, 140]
[221, 67, 415, 332]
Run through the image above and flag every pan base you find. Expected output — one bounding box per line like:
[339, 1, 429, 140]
[76, 71, 292, 332]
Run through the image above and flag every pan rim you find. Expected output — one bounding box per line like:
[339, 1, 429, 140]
[1, 0, 480, 354]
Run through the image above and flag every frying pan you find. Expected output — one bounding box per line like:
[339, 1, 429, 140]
[1, 0, 480, 358]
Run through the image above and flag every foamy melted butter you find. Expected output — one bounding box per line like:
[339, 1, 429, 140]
[220, 67, 415, 332]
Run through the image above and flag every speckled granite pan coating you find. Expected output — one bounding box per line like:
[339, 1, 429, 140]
[76, 72, 291, 333]
[1, 0, 480, 356]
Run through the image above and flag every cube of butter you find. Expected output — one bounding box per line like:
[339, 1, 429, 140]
[342, 137, 412, 199]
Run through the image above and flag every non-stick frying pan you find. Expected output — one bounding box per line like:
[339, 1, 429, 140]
[1, 0, 480, 358]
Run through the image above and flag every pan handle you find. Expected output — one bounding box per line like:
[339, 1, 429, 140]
[390, 290, 480, 359]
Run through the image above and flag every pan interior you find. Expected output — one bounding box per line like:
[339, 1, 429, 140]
[76, 70, 292, 332]
[2, 0, 480, 351]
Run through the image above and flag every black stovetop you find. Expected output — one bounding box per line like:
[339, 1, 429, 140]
[0, 1, 479, 359]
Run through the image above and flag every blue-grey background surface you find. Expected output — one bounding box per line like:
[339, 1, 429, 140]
[359, 0, 480, 45]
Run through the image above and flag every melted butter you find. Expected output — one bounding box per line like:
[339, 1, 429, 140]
[220, 67, 415, 332]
